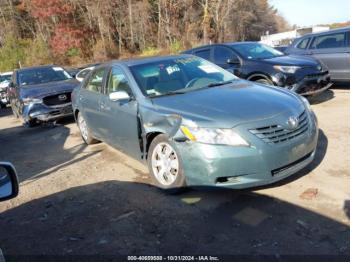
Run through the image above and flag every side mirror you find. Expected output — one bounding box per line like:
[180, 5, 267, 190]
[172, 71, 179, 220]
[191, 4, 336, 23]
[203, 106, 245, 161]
[109, 91, 130, 102]
[0, 162, 19, 201]
[227, 57, 240, 65]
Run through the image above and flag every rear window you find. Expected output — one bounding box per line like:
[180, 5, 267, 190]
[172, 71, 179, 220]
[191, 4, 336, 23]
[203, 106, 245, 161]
[311, 33, 345, 49]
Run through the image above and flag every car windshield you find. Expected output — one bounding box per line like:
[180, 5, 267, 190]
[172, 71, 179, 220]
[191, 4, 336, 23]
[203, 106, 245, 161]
[19, 67, 72, 86]
[130, 57, 237, 97]
[232, 43, 284, 60]
[0, 74, 12, 83]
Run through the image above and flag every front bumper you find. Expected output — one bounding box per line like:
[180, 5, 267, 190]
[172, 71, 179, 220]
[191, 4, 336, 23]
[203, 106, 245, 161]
[275, 71, 332, 96]
[176, 110, 318, 189]
[22, 102, 73, 123]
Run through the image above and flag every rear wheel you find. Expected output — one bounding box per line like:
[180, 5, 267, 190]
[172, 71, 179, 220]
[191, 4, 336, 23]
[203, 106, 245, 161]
[147, 134, 186, 192]
[77, 112, 98, 145]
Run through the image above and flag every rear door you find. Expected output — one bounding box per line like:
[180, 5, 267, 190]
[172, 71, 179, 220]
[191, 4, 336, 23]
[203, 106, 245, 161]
[79, 67, 107, 139]
[308, 31, 350, 81]
[99, 66, 141, 159]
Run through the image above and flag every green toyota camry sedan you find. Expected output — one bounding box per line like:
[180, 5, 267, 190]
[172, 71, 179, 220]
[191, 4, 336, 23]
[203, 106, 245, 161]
[72, 55, 318, 191]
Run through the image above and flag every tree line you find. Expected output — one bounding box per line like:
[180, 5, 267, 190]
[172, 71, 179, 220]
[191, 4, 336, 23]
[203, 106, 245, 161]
[0, 0, 290, 71]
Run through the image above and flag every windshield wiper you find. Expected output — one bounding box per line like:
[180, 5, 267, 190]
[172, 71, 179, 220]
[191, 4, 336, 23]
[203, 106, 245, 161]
[205, 80, 235, 88]
[149, 90, 187, 98]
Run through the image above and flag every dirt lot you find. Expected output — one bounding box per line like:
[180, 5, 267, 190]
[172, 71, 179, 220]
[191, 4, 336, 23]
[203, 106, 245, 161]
[0, 88, 349, 256]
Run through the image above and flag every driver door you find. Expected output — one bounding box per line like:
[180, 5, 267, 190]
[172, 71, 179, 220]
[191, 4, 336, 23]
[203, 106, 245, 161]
[99, 66, 142, 160]
[213, 46, 241, 75]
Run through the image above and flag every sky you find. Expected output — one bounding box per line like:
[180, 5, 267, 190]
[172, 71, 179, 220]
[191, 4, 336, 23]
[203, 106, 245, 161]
[269, 0, 350, 27]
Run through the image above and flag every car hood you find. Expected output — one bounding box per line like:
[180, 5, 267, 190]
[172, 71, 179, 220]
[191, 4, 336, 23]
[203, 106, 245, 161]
[262, 55, 319, 67]
[150, 80, 304, 128]
[20, 79, 79, 99]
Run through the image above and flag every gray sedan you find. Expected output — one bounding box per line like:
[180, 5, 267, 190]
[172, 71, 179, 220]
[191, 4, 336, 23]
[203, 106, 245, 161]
[72, 55, 318, 191]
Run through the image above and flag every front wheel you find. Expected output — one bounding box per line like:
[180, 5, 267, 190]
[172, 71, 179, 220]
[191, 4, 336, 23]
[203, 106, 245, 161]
[77, 112, 98, 145]
[147, 134, 186, 192]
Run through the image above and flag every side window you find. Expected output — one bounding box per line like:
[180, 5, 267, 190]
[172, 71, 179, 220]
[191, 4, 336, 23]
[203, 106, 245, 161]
[85, 68, 105, 93]
[213, 46, 235, 64]
[297, 38, 310, 49]
[107, 67, 132, 95]
[311, 33, 345, 49]
[194, 49, 211, 60]
[77, 69, 91, 79]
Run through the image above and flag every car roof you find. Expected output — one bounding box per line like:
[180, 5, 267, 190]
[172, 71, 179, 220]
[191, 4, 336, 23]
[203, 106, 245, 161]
[300, 26, 350, 38]
[15, 65, 60, 72]
[0, 71, 13, 76]
[184, 42, 262, 52]
[97, 54, 194, 68]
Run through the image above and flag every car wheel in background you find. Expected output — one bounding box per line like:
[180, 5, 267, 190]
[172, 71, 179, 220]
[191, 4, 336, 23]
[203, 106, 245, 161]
[147, 134, 186, 192]
[77, 112, 98, 145]
[255, 78, 274, 85]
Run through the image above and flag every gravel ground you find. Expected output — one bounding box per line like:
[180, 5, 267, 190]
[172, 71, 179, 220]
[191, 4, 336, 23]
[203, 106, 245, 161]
[0, 88, 349, 256]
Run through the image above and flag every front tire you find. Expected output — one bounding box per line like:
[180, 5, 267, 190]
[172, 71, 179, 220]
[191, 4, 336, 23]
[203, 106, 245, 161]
[147, 134, 186, 192]
[77, 112, 98, 145]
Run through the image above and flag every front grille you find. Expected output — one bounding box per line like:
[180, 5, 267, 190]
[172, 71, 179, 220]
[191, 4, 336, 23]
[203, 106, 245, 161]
[271, 151, 313, 176]
[304, 71, 328, 79]
[250, 111, 309, 144]
[43, 92, 71, 106]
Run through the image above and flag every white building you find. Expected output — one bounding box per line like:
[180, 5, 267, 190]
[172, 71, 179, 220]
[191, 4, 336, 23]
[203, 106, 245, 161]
[260, 26, 330, 47]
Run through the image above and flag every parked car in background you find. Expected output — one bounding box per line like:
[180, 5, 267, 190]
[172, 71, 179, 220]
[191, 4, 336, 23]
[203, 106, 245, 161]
[0, 72, 13, 108]
[274, 45, 288, 53]
[285, 27, 350, 83]
[8, 65, 80, 127]
[183, 42, 332, 96]
[72, 55, 318, 191]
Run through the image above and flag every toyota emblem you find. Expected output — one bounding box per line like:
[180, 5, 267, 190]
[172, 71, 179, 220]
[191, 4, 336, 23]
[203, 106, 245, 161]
[287, 116, 299, 130]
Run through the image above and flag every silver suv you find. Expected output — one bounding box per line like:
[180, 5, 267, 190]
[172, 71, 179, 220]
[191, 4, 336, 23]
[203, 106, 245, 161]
[285, 27, 350, 83]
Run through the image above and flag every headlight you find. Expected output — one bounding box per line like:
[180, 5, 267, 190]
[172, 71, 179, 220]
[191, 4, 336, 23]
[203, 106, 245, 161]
[301, 96, 311, 111]
[22, 97, 43, 106]
[274, 65, 301, 74]
[180, 126, 249, 147]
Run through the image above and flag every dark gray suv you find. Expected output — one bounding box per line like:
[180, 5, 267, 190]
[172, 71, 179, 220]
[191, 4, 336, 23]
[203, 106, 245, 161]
[285, 27, 350, 83]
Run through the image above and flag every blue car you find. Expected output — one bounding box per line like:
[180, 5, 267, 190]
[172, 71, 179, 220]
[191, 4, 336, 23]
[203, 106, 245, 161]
[8, 65, 80, 126]
[72, 55, 318, 191]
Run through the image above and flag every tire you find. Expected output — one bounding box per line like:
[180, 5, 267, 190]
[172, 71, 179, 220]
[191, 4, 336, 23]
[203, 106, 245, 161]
[25, 119, 37, 128]
[147, 134, 186, 193]
[255, 78, 273, 85]
[77, 112, 98, 145]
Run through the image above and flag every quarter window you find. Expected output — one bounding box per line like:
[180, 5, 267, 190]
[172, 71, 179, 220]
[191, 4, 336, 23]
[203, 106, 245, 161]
[311, 33, 345, 49]
[85, 68, 105, 93]
[107, 67, 132, 95]
[213, 46, 235, 64]
[297, 38, 310, 49]
[194, 49, 211, 60]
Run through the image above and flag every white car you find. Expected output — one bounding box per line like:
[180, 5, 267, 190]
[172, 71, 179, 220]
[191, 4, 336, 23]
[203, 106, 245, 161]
[0, 71, 12, 108]
[75, 66, 95, 82]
